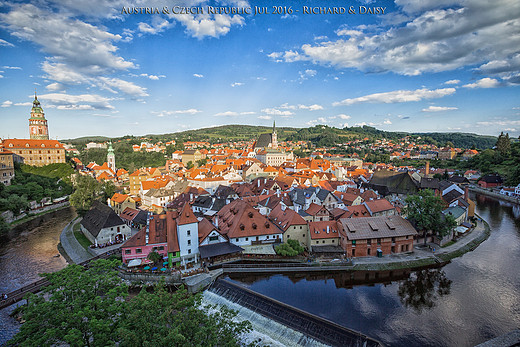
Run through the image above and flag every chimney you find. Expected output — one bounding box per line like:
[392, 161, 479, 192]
[145, 212, 150, 245]
[326, 225, 330, 233]
[214, 216, 219, 228]
[426, 160, 430, 176]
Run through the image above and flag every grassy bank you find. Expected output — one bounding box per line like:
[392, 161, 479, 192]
[72, 221, 92, 251]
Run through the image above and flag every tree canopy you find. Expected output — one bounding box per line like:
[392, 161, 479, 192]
[403, 189, 456, 242]
[9, 260, 252, 347]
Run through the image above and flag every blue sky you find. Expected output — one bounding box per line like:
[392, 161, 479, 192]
[0, 0, 519, 139]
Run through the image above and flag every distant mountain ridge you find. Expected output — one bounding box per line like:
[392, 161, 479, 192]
[62, 124, 498, 149]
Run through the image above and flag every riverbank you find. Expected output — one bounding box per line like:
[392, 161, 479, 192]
[469, 185, 520, 205]
[340, 217, 490, 271]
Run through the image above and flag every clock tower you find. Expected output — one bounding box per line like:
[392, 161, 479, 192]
[29, 93, 49, 140]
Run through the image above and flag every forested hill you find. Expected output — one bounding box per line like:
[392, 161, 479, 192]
[64, 124, 500, 149]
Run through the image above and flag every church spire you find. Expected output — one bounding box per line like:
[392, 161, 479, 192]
[273, 120, 276, 134]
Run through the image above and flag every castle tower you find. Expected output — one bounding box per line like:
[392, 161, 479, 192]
[107, 142, 116, 171]
[29, 93, 49, 140]
[271, 120, 278, 149]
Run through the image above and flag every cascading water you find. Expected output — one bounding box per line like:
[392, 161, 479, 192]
[203, 278, 382, 347]
[202, 290, 329, 347]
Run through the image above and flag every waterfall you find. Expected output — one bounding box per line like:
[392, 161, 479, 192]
[202, 290, 328, 347]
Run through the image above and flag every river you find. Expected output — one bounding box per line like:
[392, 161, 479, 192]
[0, 207, 75, 345]
[222, 194, 520, 346]
[1, 196, 519, 346]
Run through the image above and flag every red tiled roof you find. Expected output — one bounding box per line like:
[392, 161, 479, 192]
[308, 221, 340, 240]
[216, 199, 280, 238]
[177, 202, 198, 225]
[2, 139, 64, 149]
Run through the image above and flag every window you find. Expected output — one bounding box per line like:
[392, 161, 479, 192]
[209, 236, 218, 242]
[367, 248, 371, 256]
[136, 248, 142, 254]
[236, 238, 239, 242]
[187, 240, 191, 246]
[391, 237, 396, 243]
[352, 249, 356, 257]
[352, 240, 356, 245]
[245, 237, 248, 241]
[125, 249, 131, 254]
[315, 241, 319, 244]
[158, 246, 164, 251]
[187, 230, 191, 236]
[188, 249, 191, 254]
[322, 240, 325, 244]
[367, 239, 371, 245]
[377, 238, 381, 245]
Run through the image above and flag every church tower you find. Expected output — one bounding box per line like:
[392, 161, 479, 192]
[107, 142, 116, 171]
[271, 120, 278, 149]
[29, 92, 49, 140]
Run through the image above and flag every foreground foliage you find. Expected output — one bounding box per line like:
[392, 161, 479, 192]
[275, 239, 305, 256]
[9, 259, 251, 347]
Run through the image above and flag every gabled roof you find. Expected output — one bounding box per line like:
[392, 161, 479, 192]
[198, 218, 221, 243]
[216, 199, 280, 238]
[268, 204, 306, 231]
[364, 199, 395, 214]
[81, 201, 125, 238]
[111, 192, 129, 204]
[177, 203, 198, 225]
[305, 203, 330, 216]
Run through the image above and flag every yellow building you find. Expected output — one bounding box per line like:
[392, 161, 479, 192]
[1, 139, 66, 167]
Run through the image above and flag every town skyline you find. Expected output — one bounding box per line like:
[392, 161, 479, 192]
[1, 0, 519, 139]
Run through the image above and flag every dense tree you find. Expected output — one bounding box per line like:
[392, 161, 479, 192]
[147, 250, 163, 265]
[9, 259, 127, 347]
[69, 175, 102, 214]
[496, 132, 511, 156]
[275, 240, 304, 256]
[10, 260, 252, 346]
[403, 189, 454, 244]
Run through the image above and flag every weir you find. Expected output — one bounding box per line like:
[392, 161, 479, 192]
[207, 278, 383, 347]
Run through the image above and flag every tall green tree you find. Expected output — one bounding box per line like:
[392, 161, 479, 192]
[403, 189, 454, 244]
[496, 132, 511, 156]
[70, 174, 102, 214]
[9, 259, 126, 347]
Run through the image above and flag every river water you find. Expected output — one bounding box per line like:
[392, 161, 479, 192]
[1, 197, 519, 346]
[0, 207, 75, 345]
[224, 194, 520, 346]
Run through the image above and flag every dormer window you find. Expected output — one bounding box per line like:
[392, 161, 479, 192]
[25, 143, 29, 147]
[41, 144, 45, 147]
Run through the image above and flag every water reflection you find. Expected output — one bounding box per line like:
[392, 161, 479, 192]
[397, 268, 452, 312]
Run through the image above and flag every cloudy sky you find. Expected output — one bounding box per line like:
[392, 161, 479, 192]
[0, 0, 519, 139]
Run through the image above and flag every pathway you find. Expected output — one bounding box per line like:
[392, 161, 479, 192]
[59, 217, 96, 264]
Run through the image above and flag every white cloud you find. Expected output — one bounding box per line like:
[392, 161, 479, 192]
[139, 73, 165, 80]
[14, 102, 32, 106]
[38, 93, 115, 110]
[214, 111, 240, 117]
[258, 115, 272, 120]
[261, 108, 294, 116]
[97, 77, 148, 97]
[299, 104, 323, 111]
[422, 106, 458, 112]
[231, 82, 244, 87]
[338, 114, 351, 120]
[0, 39, 14, 47]
[463, 78, 500, 89]
[138, 19, 173, 35]
[444, 79, 460, 85]
[477, 120, 520, 126]
[175, 12, 245, 39]
[333, 87, 456, 106]
[155, 109, 202, 117]
[268, 0, 520, 76]
[46, 82, 64, 91]
[2, 65, 21, 69]
[193, 74, 204, 78]
[1, 100, 13, 107]
[298, 69, 317, 81]
[383, 119, 392, 125]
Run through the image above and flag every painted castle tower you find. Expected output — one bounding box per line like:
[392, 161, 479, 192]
[28, 93, 49, 140]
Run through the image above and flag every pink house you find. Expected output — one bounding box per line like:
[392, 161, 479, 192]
[122, 214, 168, 264]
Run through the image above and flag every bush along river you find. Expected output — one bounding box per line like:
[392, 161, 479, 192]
[205, 194, 520, 346]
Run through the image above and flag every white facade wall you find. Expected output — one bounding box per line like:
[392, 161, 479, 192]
[229, 233, 283, 246]
[177, 222, 199, 263]
[200, 230, 227, 246]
